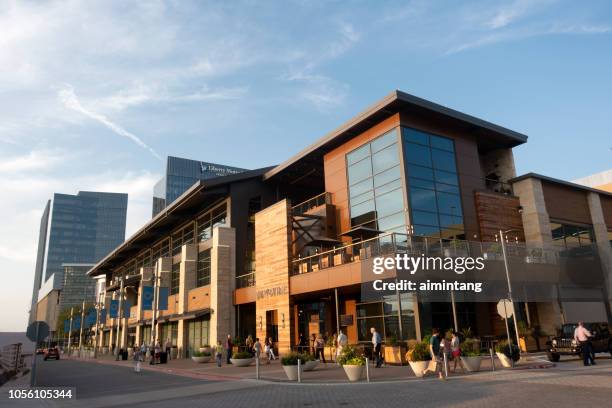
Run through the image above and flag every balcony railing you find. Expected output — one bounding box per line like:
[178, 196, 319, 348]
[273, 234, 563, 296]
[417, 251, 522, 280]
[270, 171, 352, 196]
[292, 192, 331, 216]
[292, 232, 410, 275]
[236, 272, 256, 288]
[291, 233, 567, 276]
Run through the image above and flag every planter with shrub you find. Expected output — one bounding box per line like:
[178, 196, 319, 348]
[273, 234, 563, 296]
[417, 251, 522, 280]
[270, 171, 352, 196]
[459, 338, 482, 372]
[281, 352, 305, 380]
[191, 350, 211, 363]
[199, 344, 212, 354]
[495, 340, 520, 368]
[230, 351, 254, 367]
[406, 340, 431, 378]
[337, 346, 366, 382]
[383, 336, 407, 365]
[301, 353, 319, 371]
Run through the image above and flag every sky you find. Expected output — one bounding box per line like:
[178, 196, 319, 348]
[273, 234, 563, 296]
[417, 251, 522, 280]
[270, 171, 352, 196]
[1, 0, 611, 331]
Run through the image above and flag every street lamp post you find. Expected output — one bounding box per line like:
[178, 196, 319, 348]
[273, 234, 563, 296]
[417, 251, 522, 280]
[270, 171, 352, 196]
[499, 229, 522, 348]
[67, 307, 74, 354]
[149, 266, 160, 362]
[114, 276, 124, 361]
[93, 290, 103, 359]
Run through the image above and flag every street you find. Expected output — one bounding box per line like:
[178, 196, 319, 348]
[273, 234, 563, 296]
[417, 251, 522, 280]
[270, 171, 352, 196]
[2, 356, 610, 408]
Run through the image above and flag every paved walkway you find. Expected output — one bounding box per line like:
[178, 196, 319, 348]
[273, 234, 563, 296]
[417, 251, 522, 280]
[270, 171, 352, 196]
[65, 350, 559, 383]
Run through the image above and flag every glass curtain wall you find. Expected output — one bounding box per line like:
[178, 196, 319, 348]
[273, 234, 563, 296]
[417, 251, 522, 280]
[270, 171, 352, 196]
[356, 293, 416, 341]
[402, 127, 465, 240]
[346, 129, 406, 234]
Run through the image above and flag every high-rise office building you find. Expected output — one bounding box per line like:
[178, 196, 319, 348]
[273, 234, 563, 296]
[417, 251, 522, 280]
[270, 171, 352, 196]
[152, 156, 247, 216]
[29, 191, 127, 326]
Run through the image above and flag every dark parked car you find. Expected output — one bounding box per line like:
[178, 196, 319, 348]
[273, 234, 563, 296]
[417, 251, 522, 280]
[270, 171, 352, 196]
[44, 347, 60, 361]
[547, 322, 612, 362]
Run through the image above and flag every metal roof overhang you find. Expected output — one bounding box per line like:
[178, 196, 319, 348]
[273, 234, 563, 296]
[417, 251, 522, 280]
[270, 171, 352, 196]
[88, 167, 274, 278]
[263, 90, 528, 185]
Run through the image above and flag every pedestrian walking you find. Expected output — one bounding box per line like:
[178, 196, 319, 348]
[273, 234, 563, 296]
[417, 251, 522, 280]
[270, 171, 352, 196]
[133, 346, 142, 373]
[336, 330, 348, 361]
[265, 338, 276, 364]
[450, 331, 464, 373]
[574, 322, 595, 366]
[225, 334, 233, 364]
[254, 337, 262, 362]
[423, 328, 444, 379]
[371, 327, 383, 368]
[315, 334, 326, 363]
[310, 333, 316, 355]
[215, 340, 223, 367]
[246, 335, 254, 355]
[165, 338, 172, 361]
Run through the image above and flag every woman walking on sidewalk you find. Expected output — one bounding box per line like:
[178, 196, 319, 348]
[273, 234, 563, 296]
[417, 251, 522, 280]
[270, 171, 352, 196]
[215, 340, 223, 367]
[133, 346, 142, 373]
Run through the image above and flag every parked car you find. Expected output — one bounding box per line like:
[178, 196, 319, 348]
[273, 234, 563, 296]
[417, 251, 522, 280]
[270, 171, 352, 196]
[547, 322, 612, 362]
[44, 347, 60, 361]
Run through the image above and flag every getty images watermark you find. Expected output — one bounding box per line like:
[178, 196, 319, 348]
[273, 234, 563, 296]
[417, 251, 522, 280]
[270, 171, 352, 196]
[371, 254, 485, 293]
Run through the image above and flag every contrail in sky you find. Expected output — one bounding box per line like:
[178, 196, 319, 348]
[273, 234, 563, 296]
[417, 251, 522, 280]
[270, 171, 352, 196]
[58, 85, 162, 161]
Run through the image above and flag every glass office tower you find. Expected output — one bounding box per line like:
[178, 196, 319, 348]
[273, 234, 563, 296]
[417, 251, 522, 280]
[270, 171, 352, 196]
[29, 191, 127, 323]
[152, 156, 247, 217]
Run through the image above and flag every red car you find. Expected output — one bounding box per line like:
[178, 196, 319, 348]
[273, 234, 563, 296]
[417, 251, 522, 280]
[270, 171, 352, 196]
[44, 347, 60, 360]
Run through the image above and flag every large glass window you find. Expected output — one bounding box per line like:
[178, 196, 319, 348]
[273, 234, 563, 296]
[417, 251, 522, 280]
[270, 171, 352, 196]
[346, 129, 405, 232]
[170, 263, 180, 295]
[356, 293, 416, 341]
[551, 222, 594, 249]
[187, 318, 210, 357]
[402, 127, 464, 240]
[197, 203, 227, 242]
[196, 248, 211, 287]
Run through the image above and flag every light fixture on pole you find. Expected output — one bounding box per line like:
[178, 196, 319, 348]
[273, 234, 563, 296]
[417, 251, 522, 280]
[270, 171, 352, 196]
[498, 228, 522, 348]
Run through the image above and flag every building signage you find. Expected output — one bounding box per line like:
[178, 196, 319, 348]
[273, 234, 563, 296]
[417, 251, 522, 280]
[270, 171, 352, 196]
[256, 285, 288, 300]
[200, 162, 243, 176]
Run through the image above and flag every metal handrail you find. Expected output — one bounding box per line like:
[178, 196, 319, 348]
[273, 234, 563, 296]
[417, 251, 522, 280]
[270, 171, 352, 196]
[292, 192, 331, 215]
[235, 272, 256, 288]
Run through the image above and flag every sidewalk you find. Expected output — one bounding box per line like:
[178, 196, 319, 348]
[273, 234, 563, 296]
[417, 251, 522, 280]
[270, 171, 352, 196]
[66, 352, 556, 384]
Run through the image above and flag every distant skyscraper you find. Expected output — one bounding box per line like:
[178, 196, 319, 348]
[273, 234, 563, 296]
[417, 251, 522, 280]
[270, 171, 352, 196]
[29, 191, 127, 325]
[152, 156, 247, 216]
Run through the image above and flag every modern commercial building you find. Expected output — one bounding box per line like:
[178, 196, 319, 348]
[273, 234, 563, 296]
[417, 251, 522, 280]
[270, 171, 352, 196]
[88, 90, 612, 358]
[29, 191, 128, 332]
[152, 156, 247, 217]
[574, 169, 612, 193]
[58, 263, 97, 312]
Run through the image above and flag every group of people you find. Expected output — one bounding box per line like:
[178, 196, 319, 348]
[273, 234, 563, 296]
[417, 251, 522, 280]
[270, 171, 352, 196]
[422, 328, 464, 379]
[132, 338, 174, 372]
[223, 334, 277, 365]
[297, 330, 349, 362]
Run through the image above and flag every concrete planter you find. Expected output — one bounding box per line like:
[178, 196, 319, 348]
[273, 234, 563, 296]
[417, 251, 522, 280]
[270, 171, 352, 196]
[342, 365, 365, 382]
[496, 352, 513, 368]
[384, 345, 407, 365]
[409, 360, 429, 378]
[230, 358, 254, 367]
[192, 356, 211, 363]
[303, 360, 319, 371]
[199, 346, 212, 354]
[460, 356, 482, 372]
[282, 365, 303, 381]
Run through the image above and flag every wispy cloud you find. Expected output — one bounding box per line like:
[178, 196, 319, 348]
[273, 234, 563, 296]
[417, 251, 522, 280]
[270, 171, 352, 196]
[58, 85, 162, 160]
[0, 149, 64, 174]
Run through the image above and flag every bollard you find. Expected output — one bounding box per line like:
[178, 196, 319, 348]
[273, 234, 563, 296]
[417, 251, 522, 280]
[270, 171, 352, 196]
[489, 348, 495, 372]
[365, 357, 370, 382]
[297, 359, 301, 383]
[256, 354, 260, 380]
[443, 352, 448, 378]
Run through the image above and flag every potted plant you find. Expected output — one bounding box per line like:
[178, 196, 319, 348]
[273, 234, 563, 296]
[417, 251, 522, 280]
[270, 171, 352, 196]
[383, 335, 407, 365]
[495, 340, 520, 368]
[324, 336, 336, 362]
[230, 351, 254, 367]
[199, 344, 212, 354]
[459, 338, 482, 372]
[337, 346, 366, 382]
[281, 352, 305, 380]
[301, 352, 319, 371]
[233, 336, 243, 354]
[191, 350, 211, 363]
[406, 340, 431, 378]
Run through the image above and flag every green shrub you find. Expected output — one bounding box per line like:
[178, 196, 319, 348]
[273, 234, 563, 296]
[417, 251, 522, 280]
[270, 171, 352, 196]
[336, 345, 366, 366]
[300, 353, 316, 362]
[232, 351, 252, 359]
[495, 340, 520, 361]
[192, 350, 212, 357]
[387, 335, 398, 346]
[281, 352, 302, 366]
[460, 339, 482, 357]
[406, 341, 431, 362]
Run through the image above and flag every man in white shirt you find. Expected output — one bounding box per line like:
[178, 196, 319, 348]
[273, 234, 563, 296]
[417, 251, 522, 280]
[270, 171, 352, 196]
[371, 327, 383, 368]
[574, 322, 595, 366]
